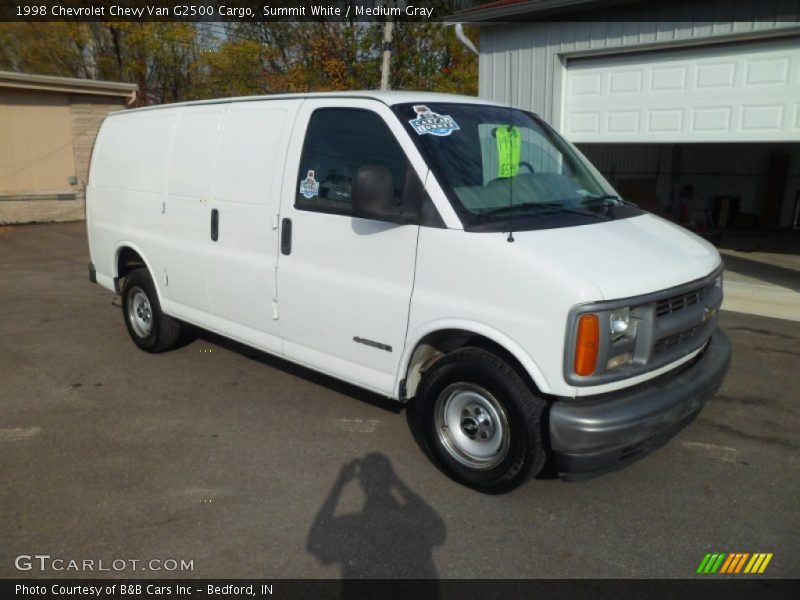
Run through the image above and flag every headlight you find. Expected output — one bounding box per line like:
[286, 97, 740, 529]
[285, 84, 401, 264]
[567, 268, 721, 385]
[609, 307, 632, 339]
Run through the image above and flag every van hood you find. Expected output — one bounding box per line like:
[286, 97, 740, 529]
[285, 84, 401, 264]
[508, 213, 721, 300]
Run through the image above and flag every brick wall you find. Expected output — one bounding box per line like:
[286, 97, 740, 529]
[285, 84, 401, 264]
[69, 94, 128, 196]
[0, 197, 85, 224]
[0, 93, 127, 224]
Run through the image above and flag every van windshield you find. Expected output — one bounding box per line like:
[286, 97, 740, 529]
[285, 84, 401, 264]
[393, 102, 642, 231]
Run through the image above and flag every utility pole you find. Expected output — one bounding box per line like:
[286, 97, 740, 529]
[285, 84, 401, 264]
[379, 3, 394, 90]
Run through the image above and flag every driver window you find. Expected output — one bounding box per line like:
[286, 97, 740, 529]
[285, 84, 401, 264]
[296, 108, 410, 215]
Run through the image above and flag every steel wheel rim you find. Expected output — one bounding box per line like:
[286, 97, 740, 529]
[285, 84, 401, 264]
[434, 383, 510, 470]
[127, 287, 153, 338]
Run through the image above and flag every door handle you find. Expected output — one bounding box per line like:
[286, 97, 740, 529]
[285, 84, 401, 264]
[210, 209, 219, 241]
[281, 218, 292, 255]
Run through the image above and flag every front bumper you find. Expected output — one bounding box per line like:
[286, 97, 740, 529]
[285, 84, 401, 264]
[549, 329, 731, 480]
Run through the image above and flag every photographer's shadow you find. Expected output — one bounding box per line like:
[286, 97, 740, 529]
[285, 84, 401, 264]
[306, 453, 445, 583]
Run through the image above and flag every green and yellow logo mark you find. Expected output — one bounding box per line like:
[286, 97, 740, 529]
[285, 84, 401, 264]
[697, 552, 773, 574]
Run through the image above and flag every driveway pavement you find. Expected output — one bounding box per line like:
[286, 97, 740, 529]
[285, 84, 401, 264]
[721, 248, 800, 322]
[1, 222, 798, 579]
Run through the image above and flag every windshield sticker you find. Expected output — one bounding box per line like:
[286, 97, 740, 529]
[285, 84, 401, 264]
[409, 105, 460, 137]
[496, 125, 522, 178]
[299, 170, 320, 199]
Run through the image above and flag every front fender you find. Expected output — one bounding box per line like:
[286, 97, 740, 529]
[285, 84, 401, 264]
[396, 318, 558, 399]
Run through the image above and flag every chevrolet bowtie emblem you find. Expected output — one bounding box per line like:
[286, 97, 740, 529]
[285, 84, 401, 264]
[702, 307, 717, 322]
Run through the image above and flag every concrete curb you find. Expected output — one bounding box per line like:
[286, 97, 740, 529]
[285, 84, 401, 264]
[722, 279, 800, 322]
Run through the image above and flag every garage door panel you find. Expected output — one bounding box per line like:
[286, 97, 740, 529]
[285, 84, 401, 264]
[741, 104, 784, 131]
[745, 56, 790, 85]
[648, 109, 683, 133]
[692, 107, 730, 132]
[609, 70, 643, 93]
[651, 66, 687, 91]
[568, 112, 601, 135]
[608, 110, 640, 133]
[695, 62, 736, 89]
[563, 37, 800, 142]
[571, 72, 603, 95]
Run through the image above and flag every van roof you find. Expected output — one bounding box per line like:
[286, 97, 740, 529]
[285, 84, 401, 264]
[112, 90, 509, 116]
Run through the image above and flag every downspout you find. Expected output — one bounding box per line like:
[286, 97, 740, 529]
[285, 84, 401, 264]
[454, 23, 479, 56]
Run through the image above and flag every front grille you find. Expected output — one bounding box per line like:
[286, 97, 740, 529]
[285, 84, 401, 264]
[566, 269, 721, 386]
[654, 324, 701, 354]
[653, 278, 719, 355]
[655, 283, 713, 317]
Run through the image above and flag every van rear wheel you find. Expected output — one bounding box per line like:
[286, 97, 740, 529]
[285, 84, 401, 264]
[414, 347, 547, 493]
[121, 268, 181, 353]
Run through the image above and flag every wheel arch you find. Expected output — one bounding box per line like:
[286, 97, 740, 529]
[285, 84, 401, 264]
[398, 321, 551, 400]
[114, 242, 165, 305]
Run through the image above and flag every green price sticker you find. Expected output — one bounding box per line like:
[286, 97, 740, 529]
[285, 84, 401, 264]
[496, 125, 521, 178]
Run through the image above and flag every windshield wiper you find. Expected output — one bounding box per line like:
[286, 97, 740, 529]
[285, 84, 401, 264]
[579, 194, 636, 207]
[480, 202, 605, 219]
[581, 193, 619, 202]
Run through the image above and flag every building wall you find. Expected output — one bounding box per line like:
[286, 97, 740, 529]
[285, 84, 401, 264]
[478, 0, 800, 125]
[0, 90, 126, 224]
[0, 89, 76, 196]
[69, 95, 125, 193]
[477, 0, 800, 227]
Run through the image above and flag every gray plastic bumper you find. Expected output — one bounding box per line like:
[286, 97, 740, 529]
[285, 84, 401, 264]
[549, 329, 731, 479]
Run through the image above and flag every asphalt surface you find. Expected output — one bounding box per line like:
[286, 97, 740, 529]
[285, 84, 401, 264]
[1, 222, 798, 579]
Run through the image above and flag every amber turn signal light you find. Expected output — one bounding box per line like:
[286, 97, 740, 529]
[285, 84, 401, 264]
[574, 313, 599, 376]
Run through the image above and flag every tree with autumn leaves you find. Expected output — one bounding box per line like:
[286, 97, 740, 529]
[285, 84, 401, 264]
[0, 17, 478, 105]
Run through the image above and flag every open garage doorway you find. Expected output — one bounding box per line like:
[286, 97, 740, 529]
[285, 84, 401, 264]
[579, 142, 800, 237]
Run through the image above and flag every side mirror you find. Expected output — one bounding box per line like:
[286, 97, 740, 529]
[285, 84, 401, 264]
[351, 165, 415, 224]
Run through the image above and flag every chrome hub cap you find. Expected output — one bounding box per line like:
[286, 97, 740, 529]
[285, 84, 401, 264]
[127, 288, 153, 338]
[434, 383, 510, 470]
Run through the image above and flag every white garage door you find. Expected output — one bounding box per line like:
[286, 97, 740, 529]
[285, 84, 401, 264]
[562, 37, 800, 143]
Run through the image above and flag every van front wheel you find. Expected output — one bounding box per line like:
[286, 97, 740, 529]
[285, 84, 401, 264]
[121, 268, 181, 353]
[414, 347, 547, 493]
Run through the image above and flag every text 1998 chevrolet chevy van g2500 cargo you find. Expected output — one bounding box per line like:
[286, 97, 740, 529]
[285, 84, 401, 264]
[87, 92, 731, 492]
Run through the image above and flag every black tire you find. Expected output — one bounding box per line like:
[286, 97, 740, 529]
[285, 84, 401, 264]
[414, 347, 547, 493]
[121, 268, 182, 353]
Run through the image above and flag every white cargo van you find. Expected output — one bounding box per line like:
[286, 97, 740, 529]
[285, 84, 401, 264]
[87, 92, 730, 492]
